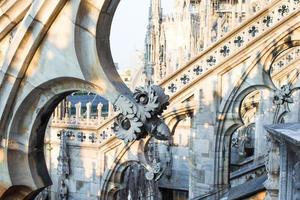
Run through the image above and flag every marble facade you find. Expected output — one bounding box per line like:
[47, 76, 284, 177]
[1, 0, 300, 199]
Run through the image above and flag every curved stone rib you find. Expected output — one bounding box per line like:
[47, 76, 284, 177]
[0, 1, 170, 198]
[75, 0, 132, 104]
[0, 0, 33, 40]
[0, 1, 68, 197]
[0, 0, 68, 138]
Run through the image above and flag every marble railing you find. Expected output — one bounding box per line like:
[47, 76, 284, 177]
[49, 114, 116, 144]
[52, 116, 109, 127]
[160, 0, 300, 98]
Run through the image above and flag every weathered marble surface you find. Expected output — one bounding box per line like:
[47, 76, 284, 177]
[265, 123, 300, 200]
[266, 123, 300, 146]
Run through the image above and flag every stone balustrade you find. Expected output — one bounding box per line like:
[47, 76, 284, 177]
[50, 101, 116, 144]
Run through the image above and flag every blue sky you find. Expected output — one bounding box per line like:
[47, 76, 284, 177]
[110, 0, 173, 71]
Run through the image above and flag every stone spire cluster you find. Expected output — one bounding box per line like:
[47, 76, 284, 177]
[142, 0, 274, 84]
[144, 0, 166, 84]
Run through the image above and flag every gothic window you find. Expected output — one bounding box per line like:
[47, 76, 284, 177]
[230, 90, 261, 173]
[230, 125, 255, 172]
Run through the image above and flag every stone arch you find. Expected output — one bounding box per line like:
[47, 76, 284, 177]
[75, 0, 132, 100]
[0, 0, 173, 198]
[263, 40, 300, 88]
[219, 29, 300, 115]
[214, 28, 300, 186]
[100, 139, 148, 200]
[222, 124, 240, 184]
[0, 185, 38, 200]
[6, 77, 101, 199]
[216, 86, 265, 185]
[0, 0, 145, 198]
[164, 107, 194, 136]
[100, 132, 170, 199]
[105, 160, 138, 200]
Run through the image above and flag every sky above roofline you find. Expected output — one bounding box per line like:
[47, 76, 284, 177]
[110, 0, 173, 72]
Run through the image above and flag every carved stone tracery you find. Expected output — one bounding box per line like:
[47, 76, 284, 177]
[112, 85, 170, 143]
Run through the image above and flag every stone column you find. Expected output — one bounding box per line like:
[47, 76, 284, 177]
[265, 123, 300, 199]
[254, 90, 272, 161]
[108, 103, 114, 117]
[189, 77, 218, 198]
[61, 99, 65, 119]
[264, 135, 280, 200]
[86, 102, 92, 122]
[231, 5, 236, 30]
[206, 0, 212, 47]
[65, 101, 71, 119]
[57, 102, 62, 120]
[75, 102, 81, 123]
[97, 103, 103, 121]
[54, 107, 59, 122]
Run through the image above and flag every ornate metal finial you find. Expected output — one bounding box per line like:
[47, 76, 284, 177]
[112, 85, 170, 143]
